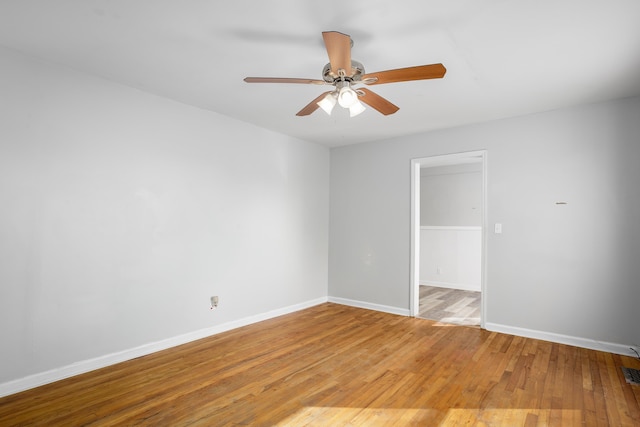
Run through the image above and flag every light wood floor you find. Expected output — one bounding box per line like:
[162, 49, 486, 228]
[419, 285, 481, 326]
[1, 303, 639, 426]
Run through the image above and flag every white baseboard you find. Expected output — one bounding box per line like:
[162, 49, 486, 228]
[0, 297, 328, 398]
[6, 298, 633, 398]
[328, 296, 411, 317]
[484, 322, 635, 357]
[420, 281, 481, 292]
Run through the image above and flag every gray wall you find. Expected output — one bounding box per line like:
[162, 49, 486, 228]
[329, 96, 640, 348]
[0, 47, 329, 386]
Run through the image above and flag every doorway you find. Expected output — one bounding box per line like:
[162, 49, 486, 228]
[410, 151, 487, 327]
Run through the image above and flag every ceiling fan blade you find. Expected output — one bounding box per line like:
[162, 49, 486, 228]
[362, 63, 446, 85]
[357, 88, 399, 115]
[244, 77, 326, 85]
[296, 91, 334, 116]
[322, 31, 352, 76]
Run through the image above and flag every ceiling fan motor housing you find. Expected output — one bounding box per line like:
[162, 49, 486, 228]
[322, 60, 365, 84]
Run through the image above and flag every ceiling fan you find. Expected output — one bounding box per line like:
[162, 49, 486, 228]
[244, 31, 446, 117]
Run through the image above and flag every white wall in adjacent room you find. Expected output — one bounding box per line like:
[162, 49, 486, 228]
[419, 164, 483, 290]
[0, 46, 329, 388]
[419, 228, 482, 291]
[329, 96, 640, 351]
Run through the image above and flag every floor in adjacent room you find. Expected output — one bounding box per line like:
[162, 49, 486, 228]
[418, 285, 481, 327]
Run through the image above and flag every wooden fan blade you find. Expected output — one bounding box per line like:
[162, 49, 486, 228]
[362, 63, 446, 85]
[322, 31, 352, 76]
[296, 91, 334, 116]
[357, 88, 399, 115]
[244, 77, 326, 85]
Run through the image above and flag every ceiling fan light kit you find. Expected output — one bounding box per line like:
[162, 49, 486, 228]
[244, 31, 446, 117]
[337, 84, 357, 108]
[348, 99, 366, 117]
[316, 79, 367, 117]
[317, 92, 337, 114]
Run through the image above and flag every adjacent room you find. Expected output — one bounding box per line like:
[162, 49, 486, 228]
[417, 158, 483, 326]
[1, 1, 639, 425]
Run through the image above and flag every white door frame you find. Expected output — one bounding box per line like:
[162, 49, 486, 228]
[410, 150, 488, 327]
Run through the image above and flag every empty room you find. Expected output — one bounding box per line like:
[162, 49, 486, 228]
[1, 1, 640, 425]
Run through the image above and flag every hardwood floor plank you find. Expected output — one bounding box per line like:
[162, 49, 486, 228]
[1, 303, 639, 426]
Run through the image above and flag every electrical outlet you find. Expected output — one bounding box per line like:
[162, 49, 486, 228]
[210, 296, 219, 309]
[436, 267, 441, 275]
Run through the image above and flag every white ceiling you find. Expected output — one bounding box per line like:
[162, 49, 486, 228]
[1, 0, 639, 148]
